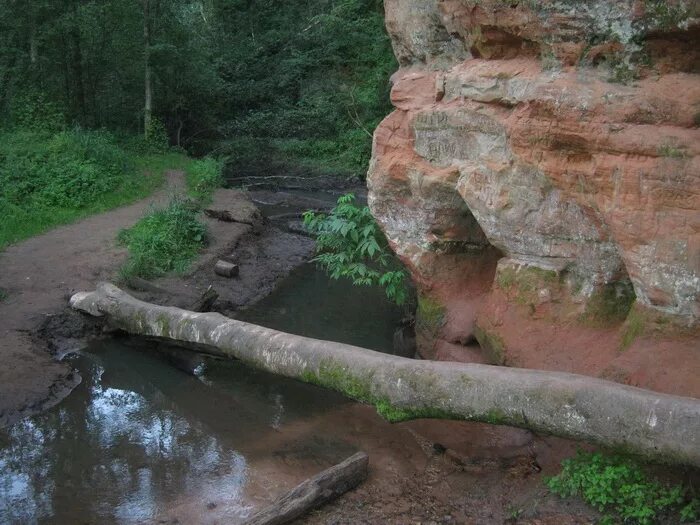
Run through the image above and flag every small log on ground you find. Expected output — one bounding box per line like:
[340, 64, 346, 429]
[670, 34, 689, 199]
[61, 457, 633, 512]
[70, 283, 700, 467]
[214, 260, 239, 278]
[188, 285, 219, 312]
[242, 452, 369, 525]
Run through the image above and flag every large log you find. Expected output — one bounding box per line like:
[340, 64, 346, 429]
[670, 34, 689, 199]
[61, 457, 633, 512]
[70, 283, 700, 467]
[242, 452, 369, 525]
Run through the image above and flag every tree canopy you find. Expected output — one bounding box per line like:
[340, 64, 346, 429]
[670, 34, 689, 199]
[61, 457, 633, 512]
[0, 0, 396, 176]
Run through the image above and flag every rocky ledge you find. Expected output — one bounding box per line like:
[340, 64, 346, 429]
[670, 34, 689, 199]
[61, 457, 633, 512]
[368, 0, 699, 396]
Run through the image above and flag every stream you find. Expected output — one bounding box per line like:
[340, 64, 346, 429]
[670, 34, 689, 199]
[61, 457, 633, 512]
[0, 184, 409, 524]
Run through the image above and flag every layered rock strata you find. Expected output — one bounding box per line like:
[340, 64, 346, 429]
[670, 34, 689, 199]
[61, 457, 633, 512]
[368, 0, 700, 396]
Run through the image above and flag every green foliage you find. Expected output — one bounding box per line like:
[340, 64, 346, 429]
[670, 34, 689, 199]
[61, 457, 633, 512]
[0, 288, 7, 302]
[144, 119, 170, 153]
[118, 197, 207, 280]
[0, 0, 394, 177]
[10, 91, 65, 133]
[547, 451, 697, 524]
[0, 129, 182, 250]
[185, 157, 223, 203]
[217, 0, 395, 177]
[303, 194, 408, 305]
[0, 130, 128, 208]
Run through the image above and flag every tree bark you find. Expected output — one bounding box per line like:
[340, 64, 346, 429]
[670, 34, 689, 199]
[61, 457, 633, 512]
[69, 8, 86, 122]
[143, 0, 152, 139]
[242, 452, 369, 525]
[70, 283, 700, 467]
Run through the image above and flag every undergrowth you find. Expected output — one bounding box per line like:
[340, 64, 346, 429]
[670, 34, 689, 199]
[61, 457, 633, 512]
[185, 157, 224, 203]
[0, 129, 186, 250]
[547, 451, 698, 524]
[117, 197, 207, 280]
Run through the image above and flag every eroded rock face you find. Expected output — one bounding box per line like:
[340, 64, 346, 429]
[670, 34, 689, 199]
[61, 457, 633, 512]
[369, 0, 700, 393]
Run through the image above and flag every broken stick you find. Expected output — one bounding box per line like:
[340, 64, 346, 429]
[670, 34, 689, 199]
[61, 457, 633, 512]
[242, 452, 369, 525]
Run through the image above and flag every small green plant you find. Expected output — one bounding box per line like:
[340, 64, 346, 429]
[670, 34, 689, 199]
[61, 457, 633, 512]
[547, 451, 698, 524]
[303, 194, 409, 305]
[118, 197, 207, 280]
[657, 143, 688, 159]
[185, 157, 223, 203]
[0, 288, 8, 302]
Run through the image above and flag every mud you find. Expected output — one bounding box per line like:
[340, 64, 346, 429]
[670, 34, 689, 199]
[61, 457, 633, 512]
[0, 172, 317, 428]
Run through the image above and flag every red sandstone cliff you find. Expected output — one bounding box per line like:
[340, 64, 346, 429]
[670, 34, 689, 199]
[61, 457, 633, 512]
[368, 0, 700, 397]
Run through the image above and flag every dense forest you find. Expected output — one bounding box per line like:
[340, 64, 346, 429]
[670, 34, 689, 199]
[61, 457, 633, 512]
[0, 0, 395, 175]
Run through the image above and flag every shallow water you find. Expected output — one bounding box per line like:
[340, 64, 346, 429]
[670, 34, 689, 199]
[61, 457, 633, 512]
[236, 262, 405, 354]
[0, 265, 404, 524]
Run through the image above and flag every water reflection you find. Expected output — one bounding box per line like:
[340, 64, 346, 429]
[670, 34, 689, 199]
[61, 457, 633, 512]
[0, 347, 255, 524]
[1, 260, 403, 523]
[237, 262, 404, 353]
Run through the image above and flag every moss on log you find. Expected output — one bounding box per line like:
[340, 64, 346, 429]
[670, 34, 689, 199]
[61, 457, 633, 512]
[71, 283, 700, 467]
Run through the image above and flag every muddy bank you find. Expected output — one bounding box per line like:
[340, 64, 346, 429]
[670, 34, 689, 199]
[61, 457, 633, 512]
[0, 173, 319, 428]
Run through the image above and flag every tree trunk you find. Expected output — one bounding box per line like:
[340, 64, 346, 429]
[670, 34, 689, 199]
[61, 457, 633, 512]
[143, 0, 152, 139]
[242, 452, 368, 525]
[70, 10, 86, 122]
[70, 283, 700, 468]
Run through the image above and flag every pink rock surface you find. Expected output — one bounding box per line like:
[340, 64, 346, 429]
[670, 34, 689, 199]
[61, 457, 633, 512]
[369, 0, 700, 396]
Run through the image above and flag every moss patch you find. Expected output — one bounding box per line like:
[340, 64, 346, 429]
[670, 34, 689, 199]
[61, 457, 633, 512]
[619, 306, 647, 351]
[474, 324, 506, 365]
[581, 281, 636, 327]
[299, 361, 462, 423]
[496, 265, 558, 307]
[416, 295, 445, 336]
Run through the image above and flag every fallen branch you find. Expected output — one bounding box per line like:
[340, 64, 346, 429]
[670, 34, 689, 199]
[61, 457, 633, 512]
[242, 452, 369, 525]
[70, 283, 700, 467]
[189, 285, 218, 312]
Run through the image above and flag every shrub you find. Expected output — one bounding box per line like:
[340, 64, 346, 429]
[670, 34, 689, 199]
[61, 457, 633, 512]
[185, 157, 223, 202]
[0, 130, 129, 209]
[547, 451, 698, 524]
[118, 197, 207, 280]
[303, 193, 408, 305]
[10, 91, 66, 133]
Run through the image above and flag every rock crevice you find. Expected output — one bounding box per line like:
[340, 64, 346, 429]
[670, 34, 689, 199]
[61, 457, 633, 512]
[369, 0, 699, 395]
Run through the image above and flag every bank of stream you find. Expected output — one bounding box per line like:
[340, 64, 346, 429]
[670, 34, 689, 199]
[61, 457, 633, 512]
[1, 180, 598, 524]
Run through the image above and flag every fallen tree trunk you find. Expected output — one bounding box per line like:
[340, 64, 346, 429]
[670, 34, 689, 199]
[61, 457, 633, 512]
[242, 452, 368, 525]
[70, 283, 700, 467]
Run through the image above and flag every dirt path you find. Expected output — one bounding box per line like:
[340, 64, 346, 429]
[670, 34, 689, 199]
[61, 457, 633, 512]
[0, 171, 186, 427]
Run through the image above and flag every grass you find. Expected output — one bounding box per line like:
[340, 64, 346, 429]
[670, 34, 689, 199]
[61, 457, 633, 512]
[547, 450, 698, 524]
[117, 197, 208, 280]
[0, 129, 189, 251]
[117, 156, 224, 280]
[185, 157, 224, 204]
